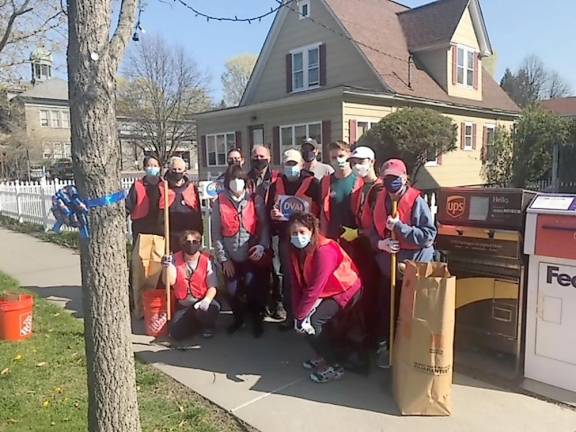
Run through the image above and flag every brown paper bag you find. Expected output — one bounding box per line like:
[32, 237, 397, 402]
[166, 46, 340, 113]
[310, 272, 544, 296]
[393, 261, 456, 416]
[131, 234, 165, 319]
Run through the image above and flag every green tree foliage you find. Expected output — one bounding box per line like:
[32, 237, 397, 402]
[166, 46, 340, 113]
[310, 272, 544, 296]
[481, 126, 513, 186]
[483, 105, 571, 188]
[361, 108, 457, 184]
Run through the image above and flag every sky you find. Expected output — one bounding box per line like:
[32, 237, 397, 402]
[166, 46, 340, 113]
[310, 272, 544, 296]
[51, 0, 576, 101]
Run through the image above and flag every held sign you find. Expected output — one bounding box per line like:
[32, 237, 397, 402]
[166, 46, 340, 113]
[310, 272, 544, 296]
[199, 180, 224, 199]
[277, 195, 310, 221]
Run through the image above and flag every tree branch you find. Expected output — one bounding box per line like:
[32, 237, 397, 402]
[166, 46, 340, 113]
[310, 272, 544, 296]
[108, 0, 138, 72]
[0, 0, 33, 53]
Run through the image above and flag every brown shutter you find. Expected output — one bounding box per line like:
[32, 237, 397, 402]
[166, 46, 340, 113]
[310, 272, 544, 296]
[286, 54, 293, 93]
[319, 43, 327, 86]
[482, 126, 488, 161]
[235, 131, 242, 150]
[472, 124, 477, 150]
[473, 53, 479, 90]
[452, 46, 458, 85]
[200, 135, 207, 167]
[460, 123, 465, 149]
[272, 126, 281, 165]
[349, 119, 357, 145]
[321, 120, 331, 163]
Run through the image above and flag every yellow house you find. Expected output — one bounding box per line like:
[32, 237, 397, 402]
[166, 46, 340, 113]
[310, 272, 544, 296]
[195, 0, 519, 189]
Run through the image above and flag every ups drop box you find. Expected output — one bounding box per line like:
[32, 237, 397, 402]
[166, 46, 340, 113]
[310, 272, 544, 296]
[436, 188, 536, 378]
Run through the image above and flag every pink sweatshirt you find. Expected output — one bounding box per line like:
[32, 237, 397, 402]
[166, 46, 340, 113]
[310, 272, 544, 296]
[291, 245, 362, 321]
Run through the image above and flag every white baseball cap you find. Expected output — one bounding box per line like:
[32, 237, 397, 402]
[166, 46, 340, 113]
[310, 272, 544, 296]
[283, 148, 303, 164]
[350, 146, 375, 161]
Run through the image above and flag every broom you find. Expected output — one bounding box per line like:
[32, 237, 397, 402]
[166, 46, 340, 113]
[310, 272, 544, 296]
[164, 179, 172, 322]
[389, 200, 398, 367]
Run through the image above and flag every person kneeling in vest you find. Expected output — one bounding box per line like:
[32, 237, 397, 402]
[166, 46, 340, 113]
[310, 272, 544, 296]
[211, 165, 271, 338]
[289, 213, 362, 383]
[162, 230, 220, 340]
[368, 159, 437, 368]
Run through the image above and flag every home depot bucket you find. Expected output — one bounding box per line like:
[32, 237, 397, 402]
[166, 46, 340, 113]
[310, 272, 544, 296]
[143, 290, 169, 337]
[0, 294, 34, 342]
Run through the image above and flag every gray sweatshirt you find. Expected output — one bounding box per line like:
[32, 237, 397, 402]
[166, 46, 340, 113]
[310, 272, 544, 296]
[211, 190, 270, 263]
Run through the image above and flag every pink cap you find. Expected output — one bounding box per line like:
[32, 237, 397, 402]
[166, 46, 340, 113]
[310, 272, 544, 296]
[381, 159, 407, 177]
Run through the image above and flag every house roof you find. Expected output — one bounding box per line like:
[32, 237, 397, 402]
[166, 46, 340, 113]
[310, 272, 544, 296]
[397, 0, 469, 52]
[323, 0, 518, 113]
[541, 97, 576, 117]
[18, 78, 68, 102]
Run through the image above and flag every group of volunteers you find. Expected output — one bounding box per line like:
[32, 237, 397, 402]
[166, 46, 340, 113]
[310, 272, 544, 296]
[126, 137, 436, 384]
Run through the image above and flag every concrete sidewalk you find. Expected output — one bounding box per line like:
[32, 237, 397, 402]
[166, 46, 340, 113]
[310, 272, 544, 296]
[1, 227, 576, 432]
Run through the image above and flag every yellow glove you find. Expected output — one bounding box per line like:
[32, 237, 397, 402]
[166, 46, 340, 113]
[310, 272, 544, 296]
[340, 226, 359, 242]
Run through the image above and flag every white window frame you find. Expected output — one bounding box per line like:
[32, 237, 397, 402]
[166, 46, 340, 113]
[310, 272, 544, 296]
[61, 110, 70, 129]
[205, 131, 235, 167]
[484, 124, 496, 160]
[290, 42, 322, 93]
[279, 121, 323, 157]
[456, 45, 476, 87]
[51, 110, 62, 128]
[463, 122, 474, 151]
[40, 110, 49, 127]
[298, 0, 310, 19]
[355, 119, 380, 139]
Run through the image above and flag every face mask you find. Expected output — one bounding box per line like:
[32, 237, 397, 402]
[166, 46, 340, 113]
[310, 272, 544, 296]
[283, 165, 301, 179]
[384, 176, 405, 193]
[331, 157, 348, 170]
[229, 178, 245, 194]
[352, 163, 370, 178]
[145, 167, 160, 177]
[182, 241, 200, 256]
[228, 160, 241, 167]
[167, 170, 184, 182]
[252, 159, 269, 171]
[302, 150, 316, 163]
[291, 233, 311, 249]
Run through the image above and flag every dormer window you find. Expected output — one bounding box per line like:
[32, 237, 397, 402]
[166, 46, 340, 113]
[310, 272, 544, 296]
[298, 0, 310, 19]
[287, 42, 325, 93]
[454, 45, 478, 89]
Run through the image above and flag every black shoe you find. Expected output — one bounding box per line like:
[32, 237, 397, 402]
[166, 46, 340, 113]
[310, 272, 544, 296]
[227, 319, 244, 335]
[270, 302, 287, 321]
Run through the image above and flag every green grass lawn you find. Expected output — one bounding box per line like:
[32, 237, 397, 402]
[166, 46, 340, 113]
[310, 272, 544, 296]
[0, 273, 250, 432]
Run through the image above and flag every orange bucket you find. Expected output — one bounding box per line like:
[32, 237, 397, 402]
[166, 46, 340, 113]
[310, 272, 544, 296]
[143, 290, 171, 337]
[0, 294, 34, 342]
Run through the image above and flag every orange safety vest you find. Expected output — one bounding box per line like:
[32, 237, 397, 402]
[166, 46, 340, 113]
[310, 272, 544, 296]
[320, 174, 363, 233]
[373, 186, 422, 250]
[172, 251, 210, 301]
[274, 176, 314, 200]
[218, 193, 258, 237]
[291, 235, 360, 298]
[356, 178, 382, 231]
[130, 178, 150, 220]
[158, 181, 199, 210]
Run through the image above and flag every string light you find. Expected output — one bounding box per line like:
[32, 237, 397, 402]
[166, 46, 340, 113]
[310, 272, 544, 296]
[173, 0, 297, 23]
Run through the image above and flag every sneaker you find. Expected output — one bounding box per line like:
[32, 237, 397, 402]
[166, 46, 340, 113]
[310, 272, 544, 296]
[302, 358, 325, 370]
[270, 302, 287, 321]
[202, 328, 215, 339]
[309, 365, 344, 383]
[376, 341, 390, 369]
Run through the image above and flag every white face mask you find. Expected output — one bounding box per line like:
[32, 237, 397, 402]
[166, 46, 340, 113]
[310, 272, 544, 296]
[229, 179, 245, 194]
[352, 163, 370, 178]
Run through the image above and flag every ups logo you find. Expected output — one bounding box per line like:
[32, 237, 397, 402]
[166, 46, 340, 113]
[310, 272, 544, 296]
[446, 195, 466, 218]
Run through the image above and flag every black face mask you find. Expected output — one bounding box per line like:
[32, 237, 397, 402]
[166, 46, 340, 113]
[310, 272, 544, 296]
[182, 240, 200, 256]
[252, 159, 269, 171]
[167, 171, 184, 183]
[228, 161, 240, 167]
[302, 150, 316, 163]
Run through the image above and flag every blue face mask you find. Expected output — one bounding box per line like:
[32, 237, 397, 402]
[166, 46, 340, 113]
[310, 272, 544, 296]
[291, 233, 311, 249]
[284, 165, 301, 179]
[145, 167, 160, 177]
[384, 176, 404, 193]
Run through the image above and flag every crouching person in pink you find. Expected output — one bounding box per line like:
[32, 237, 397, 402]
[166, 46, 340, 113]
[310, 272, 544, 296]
[162, 230, 220, 340]
[288, 213, 362, 383]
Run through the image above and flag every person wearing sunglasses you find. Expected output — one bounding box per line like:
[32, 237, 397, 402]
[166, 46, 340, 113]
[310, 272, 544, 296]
[162, 230, 220, 340]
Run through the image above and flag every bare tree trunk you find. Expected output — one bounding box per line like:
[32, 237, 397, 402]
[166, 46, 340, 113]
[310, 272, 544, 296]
[67, 1, 140, 431]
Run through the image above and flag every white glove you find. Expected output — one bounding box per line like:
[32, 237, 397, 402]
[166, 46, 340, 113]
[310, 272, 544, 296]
[386, 215, 400, 231]
[249, 245, 265, 261]
[194, 298, 211, 312]
[378, 238, 400, 254]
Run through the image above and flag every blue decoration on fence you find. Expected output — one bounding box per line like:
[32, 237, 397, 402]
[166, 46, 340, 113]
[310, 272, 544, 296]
[50, 186, 126, 239]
